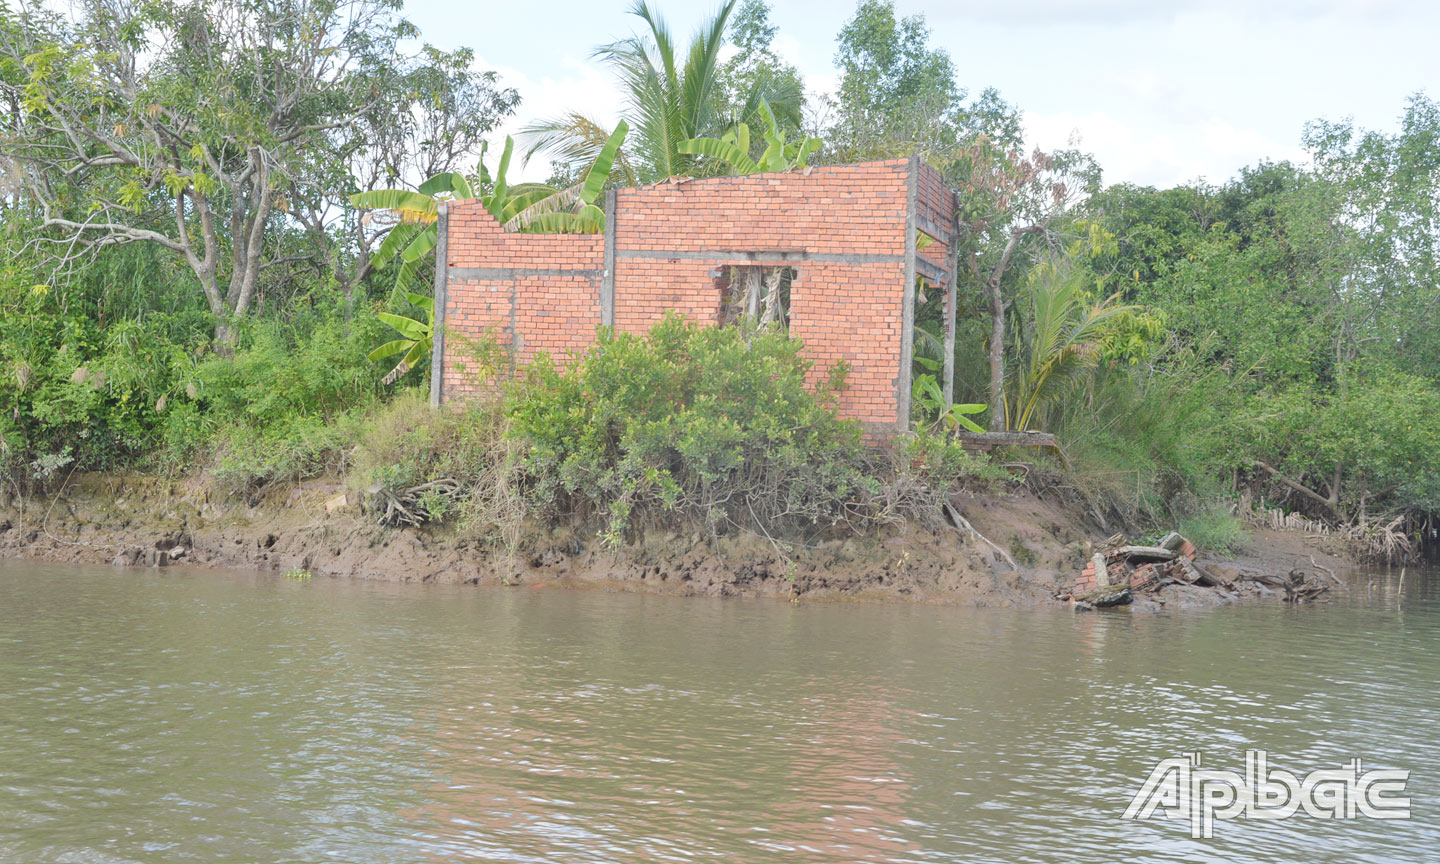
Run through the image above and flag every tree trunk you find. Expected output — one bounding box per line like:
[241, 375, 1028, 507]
[760, 267, 783, 326]
[984, 226, 1041, 431]
[1251, 459, 1342, 515]
[986, 276, 1006, 431]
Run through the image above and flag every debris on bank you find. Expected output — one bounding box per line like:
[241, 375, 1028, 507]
[1062, 531, 1334, 610]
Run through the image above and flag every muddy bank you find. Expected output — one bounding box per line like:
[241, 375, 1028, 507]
[0, 472, 1356, 610]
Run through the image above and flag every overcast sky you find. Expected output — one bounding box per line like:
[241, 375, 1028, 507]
[403, 0, 1437, 186]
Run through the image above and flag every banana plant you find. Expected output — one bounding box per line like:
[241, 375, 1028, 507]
[516, 121, 628, 234]
[913, 360, 987, 433]
[368, 290, 434, 385]
[677, 99, 821, 174]
[349, 137, 538, 296]
[350, 170, 470, 295]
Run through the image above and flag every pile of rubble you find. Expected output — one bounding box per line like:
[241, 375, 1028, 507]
[1063, 532, 1334, 609]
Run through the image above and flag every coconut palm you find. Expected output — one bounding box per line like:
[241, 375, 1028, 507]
[521, 0, 801, 185]
[1007, 261, 1135, 431]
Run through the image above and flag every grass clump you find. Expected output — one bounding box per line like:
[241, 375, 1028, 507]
[1178, 509, 1249, 556]
[348, 390, 523, 545]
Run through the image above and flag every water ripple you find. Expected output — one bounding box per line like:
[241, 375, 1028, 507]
[0, 562, 1435, 863]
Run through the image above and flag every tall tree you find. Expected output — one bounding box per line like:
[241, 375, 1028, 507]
[949, 139, 1098, 428]
[301, 43, 519, 300]
[0, 0, 516, 344]
[715, 0, 804, 139]
[825, 0, 1020, 164]
[1303, 93, 1440, 384]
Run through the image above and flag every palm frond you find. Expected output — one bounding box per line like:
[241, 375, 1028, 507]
[677, 0, 736, 141]
[517, 112, 639, 187]
[350, 189, 439, 218]
[1010, 262, 1137, 430]
[368, 221, 423, 271]
[505, 186, 582, 230]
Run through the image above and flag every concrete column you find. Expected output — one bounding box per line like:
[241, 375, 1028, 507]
[897, 155, 919, 433]
[428, 202, 449, 408]
[601, 188, 617, 328]
[943, 191, 959, 409]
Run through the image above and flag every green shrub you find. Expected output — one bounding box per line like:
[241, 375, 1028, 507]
[898, 432, 1009, 491]
[188, 311, 388, 430]
[507, 315, 873, 545]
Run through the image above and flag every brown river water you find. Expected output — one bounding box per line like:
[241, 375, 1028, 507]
[1, 561, 1436, 863]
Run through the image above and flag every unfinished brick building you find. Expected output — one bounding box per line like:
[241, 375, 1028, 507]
[429, 156, 959, 436]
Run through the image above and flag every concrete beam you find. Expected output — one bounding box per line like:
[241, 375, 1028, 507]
[916, 214, 954, 245]
[916, 256, 949, 284]
[447, 267, 603, 281]
[615, 248, 903, 265]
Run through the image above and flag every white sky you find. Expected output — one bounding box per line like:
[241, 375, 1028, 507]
[402, 0, 1438, 186]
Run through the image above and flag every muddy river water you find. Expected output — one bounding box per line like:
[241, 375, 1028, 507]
[1, 561, 1436, 862]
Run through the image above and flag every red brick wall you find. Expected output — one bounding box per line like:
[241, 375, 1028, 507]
[438, 159, 950, 434]
[612, 160, 912, 427]
[439, 202, 602, 402]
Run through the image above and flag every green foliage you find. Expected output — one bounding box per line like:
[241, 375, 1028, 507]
[1179, 510, 1249, 556]
[516, 122, 629, 233]
[1071, 100, 1440, 534]
[352, 177, 466, 298]
[352, 124, 630, 308]
[369, 292, 435, 385]
[508, 315, 871, 545]
[910, 362, 986, 433]
[898, 432, 1009, 491]
[827, 0, 1021, 162]
[1006, 259, 1139, 431]
[0, 0, 517, 339]
[347, 390, 523, 544]
[716, 0, 805, 136]
[679, 99, 821, 174]
[1042, 337, 1243, 529]
[0, 245, 205, 476]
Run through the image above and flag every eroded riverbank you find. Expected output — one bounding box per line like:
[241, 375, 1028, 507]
[0, 472, 1359, 610]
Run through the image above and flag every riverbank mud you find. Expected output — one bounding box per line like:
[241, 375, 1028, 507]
[0, 472, 1356, 610]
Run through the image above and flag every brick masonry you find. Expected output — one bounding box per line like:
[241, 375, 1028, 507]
[1073, 540, 1201, 596]
[432, 158, 956, 435]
